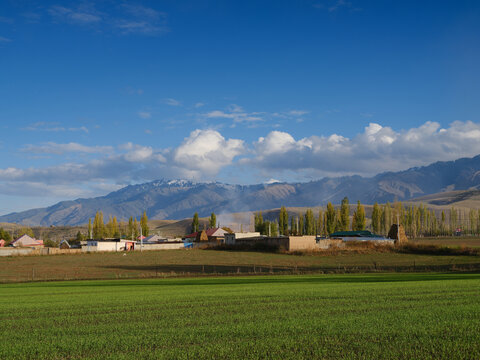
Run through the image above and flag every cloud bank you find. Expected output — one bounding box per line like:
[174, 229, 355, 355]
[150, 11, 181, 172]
[1, 121, 480, 198]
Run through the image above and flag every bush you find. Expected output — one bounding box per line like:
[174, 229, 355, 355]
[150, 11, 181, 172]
[396, 243, 479, 256]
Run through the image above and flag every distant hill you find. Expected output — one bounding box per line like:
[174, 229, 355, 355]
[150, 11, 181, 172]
[1, 154, 480, 226]
[409, 190, 480, 208]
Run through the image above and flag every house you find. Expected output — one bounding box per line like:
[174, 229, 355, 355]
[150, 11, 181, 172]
[225, 232, 261, 245]
[229, 234, 317, 251]
[330, 230, 395, 245]
[10, 234, 44, 248]
[82, 238, 135, 252]
[184, 228, 227, 242]
[143, 235, 167, 243]
[59, 239, 71, 249]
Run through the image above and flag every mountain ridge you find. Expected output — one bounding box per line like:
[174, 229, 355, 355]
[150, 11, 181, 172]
[2, 154, 480, 226]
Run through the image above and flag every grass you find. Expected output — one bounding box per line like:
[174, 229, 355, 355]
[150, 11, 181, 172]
[0, 249, 479, 283]
[0, 273, 479, 359]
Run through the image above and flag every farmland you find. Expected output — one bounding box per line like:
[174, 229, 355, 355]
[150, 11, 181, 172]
[0, 273, 479, 359]
[1, 248, 480, 283]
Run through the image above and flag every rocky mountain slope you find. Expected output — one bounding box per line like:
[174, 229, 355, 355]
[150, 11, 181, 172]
[2, 155, 480, 226]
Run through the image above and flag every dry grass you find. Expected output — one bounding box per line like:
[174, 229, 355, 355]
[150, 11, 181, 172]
[1, 248, 479, 283]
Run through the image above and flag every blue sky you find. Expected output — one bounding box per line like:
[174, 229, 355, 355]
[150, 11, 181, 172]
[0, 0, 479, 215]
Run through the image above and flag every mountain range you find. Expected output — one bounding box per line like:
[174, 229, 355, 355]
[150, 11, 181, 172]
[2, 154, 480, 226]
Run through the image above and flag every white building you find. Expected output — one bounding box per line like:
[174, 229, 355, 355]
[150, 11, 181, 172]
[82, 239, 135, 252]
[224, 232, 261, 245]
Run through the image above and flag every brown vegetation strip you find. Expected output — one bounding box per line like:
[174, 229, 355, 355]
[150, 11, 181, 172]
[0, 248, 479, 283]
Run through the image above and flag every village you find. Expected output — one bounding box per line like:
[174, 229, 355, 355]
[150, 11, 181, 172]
[0, 222, 408, 257]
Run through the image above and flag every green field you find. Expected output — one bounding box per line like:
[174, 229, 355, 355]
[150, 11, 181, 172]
[1, 273, 479, 359]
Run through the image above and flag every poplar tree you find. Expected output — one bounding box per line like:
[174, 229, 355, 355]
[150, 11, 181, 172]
[279, 206, 289, 235]
[340, 197, 350, 231]
[450, 207, 457, 233]
[371, 202, 381, 234]
[93, 211, 104, 239]
[209, 212, 217, 228]
[128, 217, 134, 239]
[291, 216, 297, 235]
[326, 202, 336, 235]
[191, 212, 199, 233]
[352, 201, 366, 231]
[112, 216, 120, 238]
[140, 211, 149, 236]
[133, 218, 139, 239]
[298, 213, 304, 236]
[88, 218, 92, 238]
[305, 209, 315, 235]
[317, 210, 324, 236]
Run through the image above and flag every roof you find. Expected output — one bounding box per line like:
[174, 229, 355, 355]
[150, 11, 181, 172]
[330, 230, 381, 238]
[11, 234, 43, 247]
[185, 228, 227, 238]
[143, 235, 166, 243]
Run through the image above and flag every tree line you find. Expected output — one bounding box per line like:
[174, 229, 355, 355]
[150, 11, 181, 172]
[255, 198, 366, 236]
[191, 212, 217, 233]
[87, 211, 149, 239]
[252, 198, 480, 238]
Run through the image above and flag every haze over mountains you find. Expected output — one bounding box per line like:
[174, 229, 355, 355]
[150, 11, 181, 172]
[2, 155, 480, 226]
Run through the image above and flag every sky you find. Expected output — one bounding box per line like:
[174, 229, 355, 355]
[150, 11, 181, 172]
[0, 0, 479, 215]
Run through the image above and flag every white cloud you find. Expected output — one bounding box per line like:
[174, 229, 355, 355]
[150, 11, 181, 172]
[205, 105, 264, 123]
[48, 5, 101, 24]
[22, 122, 89, 133]
[3, 121, 480, 200]
[0, 36, 11, 43]
[138, 111, 151, 119]
[163, 98, 181, 106]
[174, 129, 244, 173]
[21, 142, 113, 155]
[48, 3, 168, 35]
[194, 102, 205, 108]
[246, 121, 480, 177]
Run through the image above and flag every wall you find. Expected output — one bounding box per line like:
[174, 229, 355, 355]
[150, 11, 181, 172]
[317, 239, 344, 249]
[134, 243, 185, 251]
[0, 248, 82, 256]
[288, 236, 317, 251]
[225, 232, 261, 245]
[235, 236, 290, 250]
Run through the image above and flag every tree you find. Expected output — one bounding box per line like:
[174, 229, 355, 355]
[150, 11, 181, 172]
[340, 197, 350, 231]
[133, 218, 139, 239]
[290, 216, 297, 235]
[191, 212, 199, 233]
[209, 212, 217, 228]
[305, 209, 315, 235]
[279, 206, 289, 235]
[441, 211, 446, 235]
[112, 216, 120, 237]
[93, 211, 104, 239]
[141, 211, 149, 236]
[450, 207, 457, 234]
[18, 226, 35, 238]
[75, 231, 84, 243]
[269, 222, 278, 237]
[88, 218, 92, 238]
[298, 213, 304, 236]
[128, 217, 135, 240]
[317, 210, 324, 236]
[0, 227, 12, 243]
[352, 201, 366, 231]
[255, 212, 268, 235]
[326, 202, 336, 235]
[371, 202, 381, 234]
